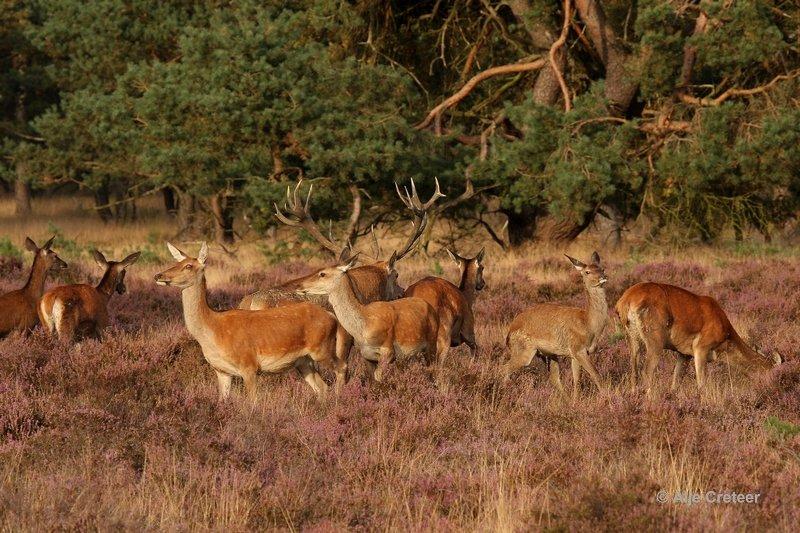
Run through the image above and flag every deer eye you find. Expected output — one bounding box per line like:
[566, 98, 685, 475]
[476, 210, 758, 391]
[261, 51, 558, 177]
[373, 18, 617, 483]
[185, 264, 193, 270]
[319, 272, 326, 277]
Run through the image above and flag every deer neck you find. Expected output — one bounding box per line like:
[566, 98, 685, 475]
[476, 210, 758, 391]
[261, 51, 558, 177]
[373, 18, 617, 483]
[728, 331, 772, 372]
[180, 274, 216, 340]
[584, 284, 608, 337]
[23, 254, 49, 299]
[458, 267, 478, 305]
[327, 273, 368, 343]
[96, 268, 117, 298]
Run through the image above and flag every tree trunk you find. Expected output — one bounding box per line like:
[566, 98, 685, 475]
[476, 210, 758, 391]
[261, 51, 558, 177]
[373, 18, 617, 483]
[177, 191, 197, 233]
[505, 209, 539, 247]
[508, 0, 565, 107]
[162, 187, 178, 217]
[573, 0, 639, 116]
[94, 183, 113, 222]
[14, 179, 32, 216]
[210, 193, 234, 244]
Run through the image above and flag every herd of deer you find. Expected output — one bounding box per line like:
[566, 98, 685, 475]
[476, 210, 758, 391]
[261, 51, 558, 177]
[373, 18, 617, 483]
[0, 180, 783, 401]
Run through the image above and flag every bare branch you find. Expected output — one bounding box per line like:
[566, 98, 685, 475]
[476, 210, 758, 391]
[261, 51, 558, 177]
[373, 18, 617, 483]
[550, 0, 572, 111]
[678, 69, 800, 107]
[415, 57, 547, 131]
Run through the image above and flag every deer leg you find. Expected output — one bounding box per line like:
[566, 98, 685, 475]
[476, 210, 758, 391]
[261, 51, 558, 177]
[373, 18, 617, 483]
[503, 336, 537, 383]
[571, 357, 581, 400]
[241, 367, 258, 399]
[626, 330, 641, 390]
[295, 357, 328, 398]
[573, 348, 603, 392]
[215, 370, 233, 401]
[364, 359, 379, 383]
[692, 343, 710, 391]
[374, 346, 394, 383]
[671, 354, 689, 391]
[435, 325, 450, 364]
[547, 358, 569, 401]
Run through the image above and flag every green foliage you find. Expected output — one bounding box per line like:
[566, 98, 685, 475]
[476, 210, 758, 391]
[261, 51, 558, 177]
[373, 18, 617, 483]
[0, 237, 22, 259]
[3, 0, 800, 245]
[764, 416, 800, 440]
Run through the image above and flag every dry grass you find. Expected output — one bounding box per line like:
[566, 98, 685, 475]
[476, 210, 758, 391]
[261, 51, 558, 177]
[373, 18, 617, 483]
[1, 197, 800, 531]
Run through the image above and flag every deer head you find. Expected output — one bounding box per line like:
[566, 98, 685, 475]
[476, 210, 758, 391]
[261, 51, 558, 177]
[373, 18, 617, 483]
[566, 251, 607, 289]
[154, 242, 208, 289]
[24, 236, 67, 271]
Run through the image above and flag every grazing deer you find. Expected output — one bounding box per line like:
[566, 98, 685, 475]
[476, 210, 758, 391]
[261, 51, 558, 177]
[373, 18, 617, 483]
[296, 256, 442, 382]
[403, 248, 486, 358]
[0, 236, 67, 337]
[154, 242, 352, 399]
[616, 282, 782, 392]
[504, 252, 607, 400]
[39, 250, 140, 341]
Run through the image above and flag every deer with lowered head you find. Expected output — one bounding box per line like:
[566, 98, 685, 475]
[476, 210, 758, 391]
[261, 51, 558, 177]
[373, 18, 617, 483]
[403, 248, 486, 358]
[155, 242, 352, 399]
[39, 249, 140, 341]
[616, 282, 782, 392]
[0, 236, 67, 337]
[504, 252, 608, 400]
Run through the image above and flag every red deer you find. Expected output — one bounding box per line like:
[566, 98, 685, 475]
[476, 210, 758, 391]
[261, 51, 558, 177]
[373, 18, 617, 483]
[616, 282, 782, 391]
[0, 236, 67, 337]
[296, 256, 442, 383]
[154, 242, 352, 399]
[505, 253, 607, 400]
[39, 250, 140, 341]
[403, 248, 485, 358]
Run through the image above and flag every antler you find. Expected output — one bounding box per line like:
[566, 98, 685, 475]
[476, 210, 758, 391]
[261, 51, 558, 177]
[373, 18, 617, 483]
[392, 178, 447, 261]
[274, 180, 361, 257]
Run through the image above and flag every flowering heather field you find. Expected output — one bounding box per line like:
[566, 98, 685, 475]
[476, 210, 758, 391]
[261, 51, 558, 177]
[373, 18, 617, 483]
[1, 241, 800, 531]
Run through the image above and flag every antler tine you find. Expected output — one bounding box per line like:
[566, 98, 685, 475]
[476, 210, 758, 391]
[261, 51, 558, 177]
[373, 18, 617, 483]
[304, 183, 313, 211]
[395, 181, 414, 211]
[421, 177, 446, 210]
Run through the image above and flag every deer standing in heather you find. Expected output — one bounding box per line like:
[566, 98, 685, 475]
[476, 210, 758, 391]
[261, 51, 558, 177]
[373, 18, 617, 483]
[403, 248, 485, 358]
[504, 252, 608, 400]
[39, 250, 140, 341]
[0, 236, 67, 337]
[155, 242, 352, 399]
[616, 282, 782, 393]
[240, 176, 483, 310]
[295, 179, 450, 381]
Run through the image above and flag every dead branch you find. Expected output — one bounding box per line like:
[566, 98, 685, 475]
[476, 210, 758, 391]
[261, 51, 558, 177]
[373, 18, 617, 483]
[678, 69, 800, 107]
[416, 57, 547, 131]
[550, 0, 572, 111]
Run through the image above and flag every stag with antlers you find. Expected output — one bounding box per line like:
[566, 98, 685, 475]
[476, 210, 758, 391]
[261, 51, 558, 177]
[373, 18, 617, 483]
[239, 178, 441, 310]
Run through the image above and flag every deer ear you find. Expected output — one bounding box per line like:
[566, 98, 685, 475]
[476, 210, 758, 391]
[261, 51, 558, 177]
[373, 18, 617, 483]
[446, 248, 460, 265]
[475, 247, 485, 263]
[121, 251, 141, 267]
[92, 249, 108, 268]
[42, 235, 55, 250]
[197, 242, 208, 265]
[338, 246, 352, 263]
[591, 251, 601, 265]
[565, 254, 586, 270]
[24, 237, 38, 252]
[166, 242, 187, 261]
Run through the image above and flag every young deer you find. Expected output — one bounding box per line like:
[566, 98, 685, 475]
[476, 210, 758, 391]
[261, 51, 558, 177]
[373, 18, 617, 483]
[154, 242, 352, 399]
[296, 257, 441, 382]
[403, 248, 486, 357]
[39, 250, 140, 341]
[0, 236, 67, 336]
[504, 252, 608, 400]
[616, 282, 782, 392]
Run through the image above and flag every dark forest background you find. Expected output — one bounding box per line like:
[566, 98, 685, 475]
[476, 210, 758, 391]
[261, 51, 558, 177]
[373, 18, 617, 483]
[2, 0, 799, 247]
